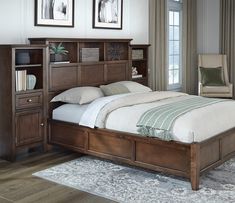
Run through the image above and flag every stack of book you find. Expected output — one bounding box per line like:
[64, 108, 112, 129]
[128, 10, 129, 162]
[16, 70, 27, 91]
[132, 74, 143, 79]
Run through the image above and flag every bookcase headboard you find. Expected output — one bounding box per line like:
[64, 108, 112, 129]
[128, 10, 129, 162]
[29, 38, 133, 116]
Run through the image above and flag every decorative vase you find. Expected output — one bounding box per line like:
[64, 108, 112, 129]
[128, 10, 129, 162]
[26, 74, 36, 90]
[16, 52, 30, 65]
[50, 54, 64, 62]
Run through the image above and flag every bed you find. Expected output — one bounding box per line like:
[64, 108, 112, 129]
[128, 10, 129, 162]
[49, 86, 235, 191]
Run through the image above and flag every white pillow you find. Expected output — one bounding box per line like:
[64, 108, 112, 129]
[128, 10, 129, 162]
[100, 81, 152, 96]
[51, 87, 104, 104]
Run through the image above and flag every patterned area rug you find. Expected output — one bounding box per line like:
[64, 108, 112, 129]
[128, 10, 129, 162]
[33, 156, 235, 203]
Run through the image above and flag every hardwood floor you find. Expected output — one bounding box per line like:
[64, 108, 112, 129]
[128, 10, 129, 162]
[0, 151, 116, 203]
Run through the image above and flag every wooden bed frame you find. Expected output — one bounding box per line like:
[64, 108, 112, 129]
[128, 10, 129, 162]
[49, 119, 235, 190]
[28, 38, 235, 191]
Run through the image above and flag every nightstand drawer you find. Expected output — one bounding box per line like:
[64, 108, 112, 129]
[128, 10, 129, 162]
[16, 92, 43, 109]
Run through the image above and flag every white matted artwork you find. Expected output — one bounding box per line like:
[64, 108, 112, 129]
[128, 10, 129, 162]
[93, 0, 123, 29]
[35, 0, 74, 27]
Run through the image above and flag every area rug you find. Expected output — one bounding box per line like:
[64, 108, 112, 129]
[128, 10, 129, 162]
[33, 156, 235, 203]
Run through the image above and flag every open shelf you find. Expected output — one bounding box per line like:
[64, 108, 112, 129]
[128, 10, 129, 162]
[15, 49, 43, 65]
[14, 47, 44, 92]
[106, 42, 129, 61]
[79, 42, 104, 62]
[132, 59, 147, 62]
[131, 44, 150, 86]
[29, 38, 132, 90]
[50, 62, 79, 68]
[49, 42, 78, 63]
[15, 64, 42, 68]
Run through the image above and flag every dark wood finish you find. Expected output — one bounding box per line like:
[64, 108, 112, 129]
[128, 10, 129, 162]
[28, 38, 235, 191]
[16, 91, 43, 110]
[29, 38, 132, 91]
[130, 44, 150, 86]
[50, 121, 86, 151]
[29, 38, 132, 122]
[0, 45, 47, 161]
[200, 140, 219, 169]
[0, 151, 114, 203]
[190, 144, 200, 190]
[81, 64, 105, 85]
[136, 141, 190, 173]
[15, 109, 43, 147]
[50, 65, 78, 91]
[0, 46, 13, 161]
[88, 132, 132, 159]
[106, 63, 129, 82]
[49, 119, 235, 191]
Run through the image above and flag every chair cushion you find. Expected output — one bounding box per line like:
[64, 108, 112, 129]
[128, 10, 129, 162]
[202, 85, 230, 93]
[199, 67, 225, 86]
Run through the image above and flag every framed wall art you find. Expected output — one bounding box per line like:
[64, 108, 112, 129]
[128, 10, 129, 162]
[35, 0, 74, 27]
[93, 0, 123, 29]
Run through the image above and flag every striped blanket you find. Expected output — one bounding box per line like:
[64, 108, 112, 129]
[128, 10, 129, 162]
[137, 96, 226, 141]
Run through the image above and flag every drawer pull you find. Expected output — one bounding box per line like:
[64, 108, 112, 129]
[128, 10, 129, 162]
[40, 123, 44, 127]
[27, 99, 32, 103]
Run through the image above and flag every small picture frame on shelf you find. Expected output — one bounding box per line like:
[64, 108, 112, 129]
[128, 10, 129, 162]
[80, 48, 100, 62]
[93, 0, 123, 30]
[35, 0, 74, 27]
[132, 49, 144, 60]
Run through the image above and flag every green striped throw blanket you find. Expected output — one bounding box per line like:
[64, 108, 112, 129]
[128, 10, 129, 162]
[137, 97, 226, 141]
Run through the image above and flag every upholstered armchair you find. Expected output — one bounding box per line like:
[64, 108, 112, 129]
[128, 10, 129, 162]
[198, 54, 233, 98]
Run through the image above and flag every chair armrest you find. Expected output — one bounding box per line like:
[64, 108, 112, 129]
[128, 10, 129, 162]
[198, 83, 203, 95]
[229, 83, 233, 92]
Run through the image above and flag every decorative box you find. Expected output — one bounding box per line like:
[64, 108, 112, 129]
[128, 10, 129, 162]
[16, 52, 30, 65]
[80, 48, 99, 62]
[132, 49, 144, 60]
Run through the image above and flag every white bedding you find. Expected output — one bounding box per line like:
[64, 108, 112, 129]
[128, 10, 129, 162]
[53, 91, 235, 143]
[105, 97, 235, 143]
[53, 104, 89, 123]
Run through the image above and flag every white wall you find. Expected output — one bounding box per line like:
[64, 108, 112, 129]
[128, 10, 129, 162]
[197, 0, 221, 54]
[0, 0, 149, 44]
[0, 0, 221, 52]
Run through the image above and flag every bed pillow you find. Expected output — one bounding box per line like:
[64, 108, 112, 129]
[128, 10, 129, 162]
[199, 67, 225, 86]
[100, 81, 152, 96]
[51, 87, 104, 104]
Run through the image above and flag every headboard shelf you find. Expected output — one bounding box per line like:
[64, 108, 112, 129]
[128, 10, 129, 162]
[30, 38, 133, 90]
[50, 62, 79, 68]
[29, 38, 133, 118]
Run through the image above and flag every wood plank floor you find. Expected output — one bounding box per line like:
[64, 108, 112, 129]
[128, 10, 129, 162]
[0, 151, 116, 203]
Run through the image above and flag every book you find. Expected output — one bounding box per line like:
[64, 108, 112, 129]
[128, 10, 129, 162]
[132, 49, 144, 60]
[23, 70, 27, 91]
[15, 71, 18, 91]
[50, 61, 70, 64]
[18, 71, 22, 91]
[132, 74, 143, 79]
[16, 70, 27, 91]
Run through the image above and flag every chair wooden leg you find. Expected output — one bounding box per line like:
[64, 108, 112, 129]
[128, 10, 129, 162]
[190, 143, 200, 190]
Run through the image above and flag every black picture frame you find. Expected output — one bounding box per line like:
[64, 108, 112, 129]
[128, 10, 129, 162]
[35, 0, 74, 27]
[93, 0, 123, 30]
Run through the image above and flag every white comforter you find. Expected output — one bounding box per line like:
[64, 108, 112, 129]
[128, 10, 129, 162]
[80, 91, 235, 143]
